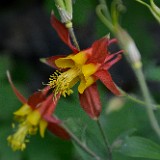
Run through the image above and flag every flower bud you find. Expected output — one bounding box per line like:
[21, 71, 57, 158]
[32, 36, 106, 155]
[54, 0, 73, 26]
[115, 26, 142, 69]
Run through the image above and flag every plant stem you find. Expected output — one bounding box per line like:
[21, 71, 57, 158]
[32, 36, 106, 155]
[134, 66, 160, 139]
[120, 89, 160, 109]
[96, 119, 112, 160]
[61, 123, 101, 160]
[68, 27, 80, 51]
[98, 0, 112, 21]
[96, 4, 114, 32]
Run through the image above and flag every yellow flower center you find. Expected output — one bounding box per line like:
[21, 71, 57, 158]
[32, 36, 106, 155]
[48, 51, 100, 96]
[7, 121, 34, 151]
[48, 67, 81, 97]
[8, 104, 48, 151]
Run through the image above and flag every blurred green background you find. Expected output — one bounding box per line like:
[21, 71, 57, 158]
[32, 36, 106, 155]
[0, 0, 160, 160]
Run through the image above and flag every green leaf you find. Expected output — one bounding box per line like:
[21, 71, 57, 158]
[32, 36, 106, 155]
[0, 125, 22, 160]
[145, 64, 160, 81]
[115, 136, 160, 159]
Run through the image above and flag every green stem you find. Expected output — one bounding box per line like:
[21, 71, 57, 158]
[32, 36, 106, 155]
[96, 119, 112, 160]
[98, 0, 112, 21]
[61, 123, 101, 160]
[96, 4, 114, 32]
[120, 89, 160, 109]
[134, 66, 160, 138]
[68, 27, 80, 51]
[54, 0, 65, 9]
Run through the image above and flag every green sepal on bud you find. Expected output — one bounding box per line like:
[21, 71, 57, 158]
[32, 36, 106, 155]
[54, 0, 73, 25]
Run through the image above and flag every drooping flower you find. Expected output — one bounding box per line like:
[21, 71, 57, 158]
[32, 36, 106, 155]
[42, 14, 123, 119]
[7, 72, 70, 151]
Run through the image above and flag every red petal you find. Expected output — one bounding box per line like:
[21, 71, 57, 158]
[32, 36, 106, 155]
[7, 71, 27, 103]
[108, 38, 117, 45]
[27, 91, 46, 109]
[28, 86, 50, 109]
[94, 70, 121, 95]
[51, 12, 78, 53]
[79, 83, 101, 119]
[40, 55, 66, 68]
[43, 94, 60, 116]
[103, 54, 122, 70]
[47, 118, 70, 140]
[104, 50, 123, 64]
[87, 37, 109, 64]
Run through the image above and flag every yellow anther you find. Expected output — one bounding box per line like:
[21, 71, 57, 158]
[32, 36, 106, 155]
[8, 109, 47, 151]
[48, 67, 80, 97]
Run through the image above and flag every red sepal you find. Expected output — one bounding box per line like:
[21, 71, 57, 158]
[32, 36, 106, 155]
[7, 71, 27, 104]
[94, 70, 121, 95]
[108, 38, 117, 45]
[104, 50, 123, 64]
[103, 54, 122, 70]
[87, 37, 109, 64]
[41, 55, 66, 69]
[79, 83, 101, 119]
[27, 91, 46, 109]
[43, 94, 60, 116]
[27, 86, 50, 109]
[51, 12, 78, 53]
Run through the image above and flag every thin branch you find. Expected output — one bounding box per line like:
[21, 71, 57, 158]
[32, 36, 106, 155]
[61, 123, 101, 160]
[96, 119, 112, 160]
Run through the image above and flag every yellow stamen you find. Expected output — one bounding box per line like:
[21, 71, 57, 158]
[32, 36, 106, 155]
[7, 122, 31, 151]
[49, 67, 80, 97]
[8, 109, 47, 151]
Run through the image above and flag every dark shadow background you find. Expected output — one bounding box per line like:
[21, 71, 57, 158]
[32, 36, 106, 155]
[0, 0, 135, 91]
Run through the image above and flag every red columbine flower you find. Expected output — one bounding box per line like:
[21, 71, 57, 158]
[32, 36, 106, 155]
[7, 72, 70, 151]
[42, 14, 123, 119]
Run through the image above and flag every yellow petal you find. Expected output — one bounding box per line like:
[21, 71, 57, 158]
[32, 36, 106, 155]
[39, 119, 48, 137]
[55, 57, 74, 68]
[78, 76, 95, 94]
[27, 110, 41, 126]
[82, 63, 98, 77]
[78, 76, 86, 94]
[14, 104, 32, 116]
[70, 51, 88, 65]
[85, 76, 95, 88]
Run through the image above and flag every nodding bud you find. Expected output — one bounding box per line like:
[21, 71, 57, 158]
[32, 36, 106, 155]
[54, 0, 73, 26]
[116, 26, 142, 69]
[126, 37, 141, 67]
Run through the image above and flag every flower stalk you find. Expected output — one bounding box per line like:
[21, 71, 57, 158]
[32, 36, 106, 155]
[134, 66, 160, 138]
[53, 0, 80, 50]
[97, 119, 112, 160]
[61, 123, 101, 160]
[120, 89, 160, 109]
[68, 27, 80, 51]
